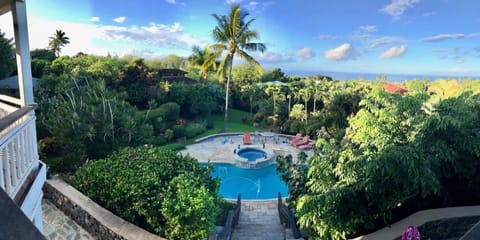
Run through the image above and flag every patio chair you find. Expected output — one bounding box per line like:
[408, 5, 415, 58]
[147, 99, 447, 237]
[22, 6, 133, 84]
[288, 133, 302, 145]
[292, 136, 310, 147]
[297, 141, 315, 150]
[243, 132, 251, 145]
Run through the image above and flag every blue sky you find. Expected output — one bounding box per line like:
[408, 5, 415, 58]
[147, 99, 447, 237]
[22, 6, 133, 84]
[1, 0, 479, 77]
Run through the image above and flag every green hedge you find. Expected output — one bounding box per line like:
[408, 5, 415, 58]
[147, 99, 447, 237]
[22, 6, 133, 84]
[72, 146, 220, 239]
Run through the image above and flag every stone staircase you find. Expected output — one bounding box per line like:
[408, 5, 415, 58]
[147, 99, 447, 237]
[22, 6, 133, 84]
[232, 200, 285, 240]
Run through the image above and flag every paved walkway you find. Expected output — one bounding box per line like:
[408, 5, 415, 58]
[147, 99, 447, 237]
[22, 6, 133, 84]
[42, 199, 94, 240]
[232, 200, 285, 240]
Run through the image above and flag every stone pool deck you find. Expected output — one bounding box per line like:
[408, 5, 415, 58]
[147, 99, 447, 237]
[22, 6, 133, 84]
[180, 133, 314, 164]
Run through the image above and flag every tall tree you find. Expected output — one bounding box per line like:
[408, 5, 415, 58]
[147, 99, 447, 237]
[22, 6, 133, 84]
[210, 5, 266, 132]
[49, 30, 70, 57]
[0, 30, 15, 78]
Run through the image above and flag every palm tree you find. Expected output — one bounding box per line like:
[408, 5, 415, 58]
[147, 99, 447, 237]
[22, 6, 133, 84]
[188, 45, 218, 80]
[49, 30, 70, 57]
[210, 5, 266, 132]
[298, 88, 312, 124]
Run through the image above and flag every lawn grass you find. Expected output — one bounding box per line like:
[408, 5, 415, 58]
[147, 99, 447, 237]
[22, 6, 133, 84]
[186, 109, 261, 144]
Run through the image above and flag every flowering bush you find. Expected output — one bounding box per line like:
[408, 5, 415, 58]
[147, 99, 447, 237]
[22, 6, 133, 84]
[72, 146, 220, 239]
[176, 117, 186, 125]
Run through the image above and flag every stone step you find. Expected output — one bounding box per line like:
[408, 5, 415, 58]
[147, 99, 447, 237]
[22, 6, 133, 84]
[232, 224, 285, 240]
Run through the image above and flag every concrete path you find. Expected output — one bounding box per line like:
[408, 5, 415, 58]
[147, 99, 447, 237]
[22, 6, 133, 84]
[232, 200, 285, 240]
[42, 199, 94, 240]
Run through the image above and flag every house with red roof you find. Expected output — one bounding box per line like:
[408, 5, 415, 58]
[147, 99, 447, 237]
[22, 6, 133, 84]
[382, 83, 408, 94]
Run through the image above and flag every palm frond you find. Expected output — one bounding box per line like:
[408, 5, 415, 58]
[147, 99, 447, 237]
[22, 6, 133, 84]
[236, 48, 263, 75]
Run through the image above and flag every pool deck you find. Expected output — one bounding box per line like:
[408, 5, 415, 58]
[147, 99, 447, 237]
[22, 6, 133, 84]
[180, 133, 314, 164]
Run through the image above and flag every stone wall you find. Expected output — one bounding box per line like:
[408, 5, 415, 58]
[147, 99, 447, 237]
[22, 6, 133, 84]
[43, 176, 165, 240]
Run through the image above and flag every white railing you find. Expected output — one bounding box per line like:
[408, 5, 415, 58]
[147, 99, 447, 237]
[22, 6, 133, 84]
[0, 106, 39, 198]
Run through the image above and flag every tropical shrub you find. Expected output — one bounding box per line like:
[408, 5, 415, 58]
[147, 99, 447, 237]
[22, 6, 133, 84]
[295, 88, 480, 239]
[184, 123, 206, 138]
[148, 102, 181, 124]
[172, 125, 186, 138]
[37, 77, 155, 162]
[72, 146, 220, 239]
[276, 152, 309, 208]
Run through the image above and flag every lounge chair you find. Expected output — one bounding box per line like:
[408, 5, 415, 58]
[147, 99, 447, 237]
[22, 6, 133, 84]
[288, 133, 302, 145]
[292, 136, 310, 147]
[297, 141, 315, 150]
[243, 132, 251, 145]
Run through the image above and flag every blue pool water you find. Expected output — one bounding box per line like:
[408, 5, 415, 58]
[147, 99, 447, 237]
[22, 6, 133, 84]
[210, 163, 288, 200]
[237, 148, 266, 161]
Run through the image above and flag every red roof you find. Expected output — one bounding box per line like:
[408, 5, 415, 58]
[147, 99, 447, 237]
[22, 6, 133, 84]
[382, 83, 408, 94]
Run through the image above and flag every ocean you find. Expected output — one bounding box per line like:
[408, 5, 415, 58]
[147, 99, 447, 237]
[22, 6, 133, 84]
[284, 70, 480, 82]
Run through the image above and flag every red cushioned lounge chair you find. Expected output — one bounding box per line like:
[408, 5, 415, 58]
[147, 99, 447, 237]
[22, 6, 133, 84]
[288, 133, 302, 145]
[243, 132, 251, 145]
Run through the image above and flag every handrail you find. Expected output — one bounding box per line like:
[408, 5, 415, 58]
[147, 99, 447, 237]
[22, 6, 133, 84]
[0, 105, 35, 132]
[278, 192, 303, 239]
[215, 194, 241, 240]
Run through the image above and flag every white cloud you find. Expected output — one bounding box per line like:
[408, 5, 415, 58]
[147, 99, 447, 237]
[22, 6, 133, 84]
[90, 16, 100, 22]
[369, 36, 407, 49]
[101, 22, 206, 50]
[113, 16, 126, 23]
[0, 15, 206, 57]
[359, 25, 377, 33]
[254, 51, 294, 63]
[297, 47, 316, 59]
[121, 48, 160, 59]
[380, 0, 420, 20]
[166, 0, 176, 3]
[246, 1, 273, 13]
[324, 43, 358, 61]
[380, 45, 408, 58]
[20, 19, 110, 56]
[316, 34, 337, 40]
[225, 0, 243, 4]
[421, 33, 480, 42]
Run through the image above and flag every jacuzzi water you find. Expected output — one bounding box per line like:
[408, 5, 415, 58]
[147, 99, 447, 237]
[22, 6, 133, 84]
[237, 148, 266, 161]
[210, 163, 288, 200]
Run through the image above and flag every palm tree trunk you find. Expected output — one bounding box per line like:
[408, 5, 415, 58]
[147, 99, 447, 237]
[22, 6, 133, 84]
[313, 97, 316, 112]
[305, 100, 308, 124]
[222, 55, 234, 132]
[288, 96, 291, 120]
[249, 95, 253, 119]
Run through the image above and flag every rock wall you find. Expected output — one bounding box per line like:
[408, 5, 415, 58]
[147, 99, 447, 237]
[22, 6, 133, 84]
[43, 177, 165, 240]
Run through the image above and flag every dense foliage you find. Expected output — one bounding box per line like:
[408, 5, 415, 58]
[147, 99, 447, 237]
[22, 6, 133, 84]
[295, 87, 480, 239]
[37, 75, 157, 168]
[276, 152, 309, 207]
[0, 30, 15, 78]
[72, 146, 221, 239]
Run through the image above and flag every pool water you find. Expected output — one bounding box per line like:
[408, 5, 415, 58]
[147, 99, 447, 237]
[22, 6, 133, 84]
[237, 148, 266, 161]
[210, 163, 288, 200]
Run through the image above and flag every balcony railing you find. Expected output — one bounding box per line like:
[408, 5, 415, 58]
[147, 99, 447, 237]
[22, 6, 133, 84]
[0, 104, 39, 199]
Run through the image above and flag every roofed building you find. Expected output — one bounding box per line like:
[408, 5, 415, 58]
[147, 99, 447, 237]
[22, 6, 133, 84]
[382, 83, 408, 94]
[158, 69, 197, 84]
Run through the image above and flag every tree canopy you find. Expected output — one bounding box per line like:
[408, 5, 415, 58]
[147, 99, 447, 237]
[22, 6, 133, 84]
[0, 30, 15, 78]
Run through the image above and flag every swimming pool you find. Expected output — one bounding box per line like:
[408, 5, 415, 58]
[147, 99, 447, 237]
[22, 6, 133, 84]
[237, 148, 266, 161]
[210, 163, 288, 200]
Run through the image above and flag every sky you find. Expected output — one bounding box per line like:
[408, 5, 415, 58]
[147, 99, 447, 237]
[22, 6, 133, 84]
[1, 0, 480, 78]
